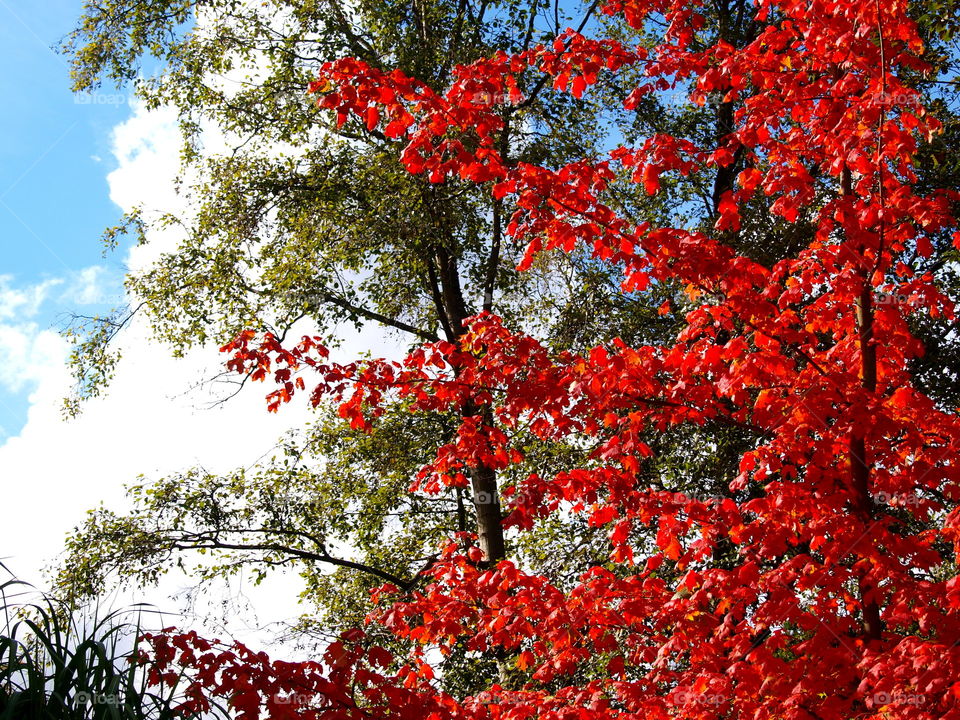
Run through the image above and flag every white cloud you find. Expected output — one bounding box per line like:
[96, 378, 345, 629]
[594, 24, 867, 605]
[0, 267, 123, 400]
[0, 103, 292, 586]
[0, 323, 66, 395]
[0, 275, 73, 412]
[107, 103, 182, 222]
[59, 266, 116, 305]
[0, 100, 405, 646]
[0, 274, 61, 321]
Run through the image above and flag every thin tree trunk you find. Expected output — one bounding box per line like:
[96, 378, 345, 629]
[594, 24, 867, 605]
[842, 167, 883, 642]
[470, 463, 506, 563]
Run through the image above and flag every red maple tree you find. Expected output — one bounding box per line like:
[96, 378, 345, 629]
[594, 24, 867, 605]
[141, 0, 960, 718]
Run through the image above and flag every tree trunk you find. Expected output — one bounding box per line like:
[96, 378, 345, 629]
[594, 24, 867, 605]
[470, 463, 506, 563]
[842, 167, 884, 642]
[424, 221, 506, 565]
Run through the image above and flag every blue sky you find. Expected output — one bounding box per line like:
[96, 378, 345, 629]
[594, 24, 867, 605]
[0, 0, 132, 436]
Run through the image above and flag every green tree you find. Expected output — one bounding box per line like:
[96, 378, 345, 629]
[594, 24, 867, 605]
[61, 0, 660, 654]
